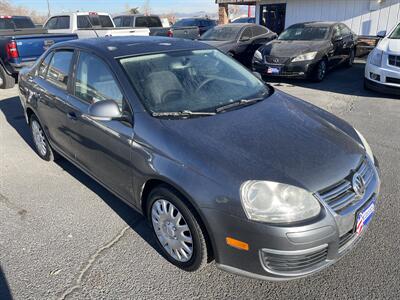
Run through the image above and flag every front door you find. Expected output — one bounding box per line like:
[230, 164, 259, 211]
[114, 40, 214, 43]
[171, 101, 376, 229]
[66, 51, 134, 201]
[260, 3, 286, 34]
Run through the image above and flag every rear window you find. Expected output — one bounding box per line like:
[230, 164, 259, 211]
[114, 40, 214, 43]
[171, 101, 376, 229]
[77, 16, 92, 29]
[0, 19, 14, 30]
[0, 17, 35, 29]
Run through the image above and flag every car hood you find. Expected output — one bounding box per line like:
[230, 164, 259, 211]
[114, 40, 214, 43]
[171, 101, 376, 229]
[200, 40, 234, 52]
[159, 90, 365, 193]
[378, 37, 400, 53]
[261, 40, 327, 57]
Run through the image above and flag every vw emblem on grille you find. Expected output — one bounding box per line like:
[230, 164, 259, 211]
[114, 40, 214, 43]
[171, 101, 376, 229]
[352, 172, 366, 198]
[273, 58, 279, 63]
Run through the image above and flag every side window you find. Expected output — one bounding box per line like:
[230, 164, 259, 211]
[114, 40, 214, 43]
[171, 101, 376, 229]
[46, 50, 73, 90]
[77, 16, 92, 29]
[339, 24, 351, 36]
[38, 52, 53, 79]
[240, 27, 253, 40]
[252, 26, 268, 37]
[122, 16, 132, 27]
[56, 16, 70, 29]
[113, 17, 122, 27]
[135, 17, 148, 27]
[74, 52, 123, 107]
[333, 25, 341, 39]
[45, 17, 58, 29]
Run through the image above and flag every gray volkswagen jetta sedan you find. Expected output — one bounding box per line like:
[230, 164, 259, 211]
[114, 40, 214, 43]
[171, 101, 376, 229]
[18, 37, 380, 280]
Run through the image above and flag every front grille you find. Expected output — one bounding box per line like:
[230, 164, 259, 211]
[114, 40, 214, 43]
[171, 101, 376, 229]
[261, 246, 328, 273]
[317, 159, 374, 214]
[386, 77, 400, 85]
[264, 56, 290, 65]
[388, 55, 400, 67]
[339, 230, 355, 250]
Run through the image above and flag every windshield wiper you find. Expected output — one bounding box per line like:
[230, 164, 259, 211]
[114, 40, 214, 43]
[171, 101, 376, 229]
[151, 110, 216, 117]
[215, 97, 265, 113]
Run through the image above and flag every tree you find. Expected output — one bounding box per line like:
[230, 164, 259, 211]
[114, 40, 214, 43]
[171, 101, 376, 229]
[129, 7, 140, 14]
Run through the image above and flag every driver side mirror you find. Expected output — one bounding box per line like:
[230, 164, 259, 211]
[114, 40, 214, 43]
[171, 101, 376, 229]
[87, 100, 123, 121]
[377, 30, 386, 38]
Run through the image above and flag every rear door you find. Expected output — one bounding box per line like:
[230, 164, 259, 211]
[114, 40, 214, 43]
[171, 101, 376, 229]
[339, 24, 355, 59]
[66, 50, 134, 200]
[33, 49, 75, 156]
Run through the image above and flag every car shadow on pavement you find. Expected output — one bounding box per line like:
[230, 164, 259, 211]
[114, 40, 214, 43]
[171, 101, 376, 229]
[0, 266, 12, 300]
[265, 61, 399, 99]
[0, 96, 164, 259]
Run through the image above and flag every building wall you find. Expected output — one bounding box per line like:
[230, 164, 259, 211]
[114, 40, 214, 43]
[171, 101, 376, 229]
[255, 0, 400, 36]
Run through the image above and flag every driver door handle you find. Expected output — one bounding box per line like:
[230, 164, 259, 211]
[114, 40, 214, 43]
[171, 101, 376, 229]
[67, 112, 78, 121]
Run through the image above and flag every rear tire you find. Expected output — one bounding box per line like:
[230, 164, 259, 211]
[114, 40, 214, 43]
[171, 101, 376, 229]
[30, 114, 55, 161]
[147, 185, 209, 272]
[0, 65, 15, 89]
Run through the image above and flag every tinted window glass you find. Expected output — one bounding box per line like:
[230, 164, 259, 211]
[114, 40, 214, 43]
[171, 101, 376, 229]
[77, 16, 92, 29]
[45, 17, 58, 29]
[135, 17, 148, 27]
[99, 15, 113, 27]
[200, 26, 241, 41]
[12, 17, 35, 29]
[88, 15, 100, 27]
[147, 17, 162, 27]
[332, 25, 341, 39]
[390, 23, 400, 39]
[339, 24, 351, 36]
[38, 52, 53, 79]
[252, 25, 268, 36]
[174, 19, 194, 27]
[46, 51, 73, 90]
[0, 19, 14, 29]
[241, 27, 253, 40]
[75, 52, 123, 107]
[113, 17, 122, 27]
[56, 16, 70, 29]
[122, 16, 132, 27]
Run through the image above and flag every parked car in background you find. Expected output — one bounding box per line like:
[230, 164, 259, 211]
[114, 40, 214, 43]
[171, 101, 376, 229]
[253, 22, 357, 82]
[19, 36, 380, 281]
[113, 14, 199, 39]
[199, 23, 277, 66]
[173, 18, 217, 35]
[232, 17, 256, 24]
[160, 17, 170, 28]
[0, 15, 77, 89]
[44, 12, 149, 39]
[364, 22, 400, 95]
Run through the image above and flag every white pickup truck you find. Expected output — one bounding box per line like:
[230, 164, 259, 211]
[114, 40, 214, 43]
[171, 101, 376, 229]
[43, 12, 149, 39]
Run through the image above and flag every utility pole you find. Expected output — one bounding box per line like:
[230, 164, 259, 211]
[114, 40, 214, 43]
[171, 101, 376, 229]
[46, 0, 51, 18]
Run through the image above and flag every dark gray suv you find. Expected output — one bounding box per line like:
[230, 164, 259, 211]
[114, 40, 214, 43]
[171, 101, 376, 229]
[18, 37, 380, 280]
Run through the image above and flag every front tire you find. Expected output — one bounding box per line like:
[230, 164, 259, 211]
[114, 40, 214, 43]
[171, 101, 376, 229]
[311, 59, 327, 82]
[147, 186, 209, 272]
[30, 115, 55, 161]
[0, 66, 15, 89]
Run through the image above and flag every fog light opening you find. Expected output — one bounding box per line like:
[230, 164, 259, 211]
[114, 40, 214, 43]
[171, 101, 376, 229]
[370, 72, 380, 81]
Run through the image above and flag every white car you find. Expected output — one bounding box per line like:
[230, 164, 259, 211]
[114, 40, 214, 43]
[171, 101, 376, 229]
[365, 23, 400, 95]
[44, 12, 149, 39]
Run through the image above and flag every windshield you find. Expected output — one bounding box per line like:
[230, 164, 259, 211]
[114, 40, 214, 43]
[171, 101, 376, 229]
[278, 25, 330, 41]
[200, 26, 241, 41]
[389, 23, 400, 39]
[119, 49, 269, 115]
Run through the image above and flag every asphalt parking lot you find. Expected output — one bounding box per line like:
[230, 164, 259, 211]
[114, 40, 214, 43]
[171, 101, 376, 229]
[1, 60, 399, 299]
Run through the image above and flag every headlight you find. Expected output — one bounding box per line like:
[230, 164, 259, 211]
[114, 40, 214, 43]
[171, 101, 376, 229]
[240, 181, 321, 223]
[355, 129, 375, 164]
[368, 49, 383, 67]
[292, 51, 318, 62]
[254, 50, 263, 61]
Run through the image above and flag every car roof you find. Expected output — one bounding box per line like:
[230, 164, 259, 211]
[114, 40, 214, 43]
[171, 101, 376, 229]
[216, 23, 253, 28]
[53, 36, 213, 58]
[291, 21, 338, 27]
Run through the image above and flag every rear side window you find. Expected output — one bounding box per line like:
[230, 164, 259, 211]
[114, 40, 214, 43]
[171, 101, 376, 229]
[252, 26, 268, 37]
[38, 52, 53, 79]
[339, 24, 352, 36]
[74, 52, 123, 107]
[45, 16, 70, 29]
[46, 50, 74, 90]
[135, 17, 148, 27]
[147, 17, 162, 27]
[122, 16, 132, 27]
[241, 27, 253, 40]
[12, 17, 35, 29]
[77, 16, 92, 29]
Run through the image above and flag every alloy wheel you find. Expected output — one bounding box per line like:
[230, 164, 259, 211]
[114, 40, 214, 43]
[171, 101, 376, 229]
[31, 120, 47, 156]
[151, 199, 193, 262]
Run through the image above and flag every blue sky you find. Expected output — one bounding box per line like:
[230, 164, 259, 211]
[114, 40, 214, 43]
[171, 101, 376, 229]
[12, 0, 218, 15]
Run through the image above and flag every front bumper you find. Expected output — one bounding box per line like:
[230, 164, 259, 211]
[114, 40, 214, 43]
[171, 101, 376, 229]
[252, 58, 317, 79]
[364, 55, 400, 96]
[205, 158, 380, 281]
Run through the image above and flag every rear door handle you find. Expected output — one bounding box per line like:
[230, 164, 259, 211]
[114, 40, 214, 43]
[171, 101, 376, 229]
[67, 112, 78, 121]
